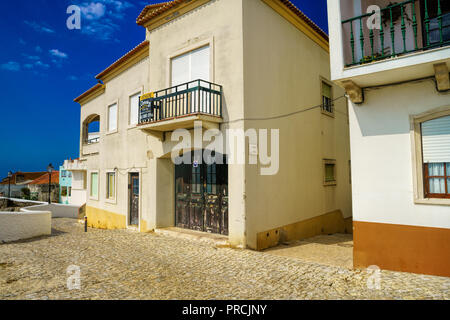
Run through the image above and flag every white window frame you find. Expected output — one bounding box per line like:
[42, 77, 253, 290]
[166, 37, 215, 88]
[89, 170, 99, 201]
[410, 105, 450, 206]
[105, 170, 117, 204]
[128, 87, 143, 128]
[107, 100, 118, 134]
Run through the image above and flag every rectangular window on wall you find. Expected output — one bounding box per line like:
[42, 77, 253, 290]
[129, 93, 140, 125]
[322, 82, 333, 114]
[107, 172, 116, 200]
[324, 159, 337, 186]
[171, 45, 210, 87]
[90, 172, 98, 198]
[422, 115, 450, 198]
[108, 103, 118, 132]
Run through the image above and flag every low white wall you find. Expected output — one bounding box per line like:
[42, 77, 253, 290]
[23, 203, 80, 219]
[0, 210, 51, 243]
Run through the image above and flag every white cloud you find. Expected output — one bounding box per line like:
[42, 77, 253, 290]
[1, 61, 21, 71]
[35, 61, 50, 69]
[76, 0, 133, 40]
[49, 49, 68, 59]
[67, 75, 79, 81]
[24, 20, 55, 33]
[80, 2, 106, 20]
[22, 54, 40, 61]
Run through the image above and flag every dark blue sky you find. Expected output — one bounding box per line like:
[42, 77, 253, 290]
[0, 0, 328, 176]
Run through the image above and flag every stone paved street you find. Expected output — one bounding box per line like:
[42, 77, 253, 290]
[0, 218, 449, 300]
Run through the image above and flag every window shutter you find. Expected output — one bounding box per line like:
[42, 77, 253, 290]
[129, 93, 140, 125]
[91, 173, 98, 198]
[171, 53, 190, 86]
[322, 83, 332, 98]
[190, 45, 210, 82]
[171, 45, 210, 87]
[422, 115, 450, 163]
[108, 103, 117, 131]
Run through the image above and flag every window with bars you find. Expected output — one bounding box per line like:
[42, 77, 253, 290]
[324, 159, 337, 186]
[321, 81, 333, 114]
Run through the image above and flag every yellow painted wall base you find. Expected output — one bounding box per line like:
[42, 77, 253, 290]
[256, 211, 352, 250]
[139, 220, 152, 233]
[86, 206, 127, 230]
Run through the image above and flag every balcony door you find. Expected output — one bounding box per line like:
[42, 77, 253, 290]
[420, 0, 450, 46]
[171, 45, 210, 113]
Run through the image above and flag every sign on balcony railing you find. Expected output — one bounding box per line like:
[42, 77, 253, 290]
[139, 79, 223, 124]
[341, 0, 449, 67]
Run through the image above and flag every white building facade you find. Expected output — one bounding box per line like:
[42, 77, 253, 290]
[327, 0, 450, 276]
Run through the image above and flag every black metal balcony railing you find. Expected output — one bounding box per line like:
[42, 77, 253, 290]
[139, 80, 223, 124]
[342, 0, 449, 67]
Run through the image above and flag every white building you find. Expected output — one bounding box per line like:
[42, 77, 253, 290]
[327, 0, 450, 276]
[62, 159, 87, 207]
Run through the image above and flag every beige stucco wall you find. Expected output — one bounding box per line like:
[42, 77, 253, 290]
[80, 56, 150, 230]
[78, 0, 352, 249]
[242, 0, 352, 249]
[146, 0, 247, 246]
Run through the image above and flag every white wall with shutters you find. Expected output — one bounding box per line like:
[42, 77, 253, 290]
[171, 45, 210, 86]
[422, 115, 450, 163]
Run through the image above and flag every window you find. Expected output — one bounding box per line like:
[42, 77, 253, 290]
[61, 187, 68, 197]
[421, 115, 450, 199]
[321, 81, 333, 114]
[171, 45, 210, 87]
[68, 187, 72, 197]
[324, 159, 336, 186]
[108, 103, 118, 132]
[90, 172, 99, 199]
[106, 172, 116, 200]
[129, 93, 140, 126]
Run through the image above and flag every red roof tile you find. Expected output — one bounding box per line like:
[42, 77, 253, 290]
[95, 40, 150, 80]
[29, 172, 60, 185]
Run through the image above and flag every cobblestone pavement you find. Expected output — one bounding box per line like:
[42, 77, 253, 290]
[0, 219, 449, 300]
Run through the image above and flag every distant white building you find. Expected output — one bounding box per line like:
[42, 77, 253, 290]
[62, 159, 87, 207]
[327, 0, 450, 276]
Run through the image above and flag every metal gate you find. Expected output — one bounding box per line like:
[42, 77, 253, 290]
[175, 152, 228, 235]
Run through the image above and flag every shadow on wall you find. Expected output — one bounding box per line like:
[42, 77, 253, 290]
[353, 79, 444, 137]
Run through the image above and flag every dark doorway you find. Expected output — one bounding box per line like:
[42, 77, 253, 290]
[175, 151, 228, 235]
[129, 173, 139, 226]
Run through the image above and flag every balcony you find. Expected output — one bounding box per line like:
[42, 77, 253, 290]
[138, 80, 223, 137]
[330, 0, 450, 88]
[342, 0, 449, 67]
